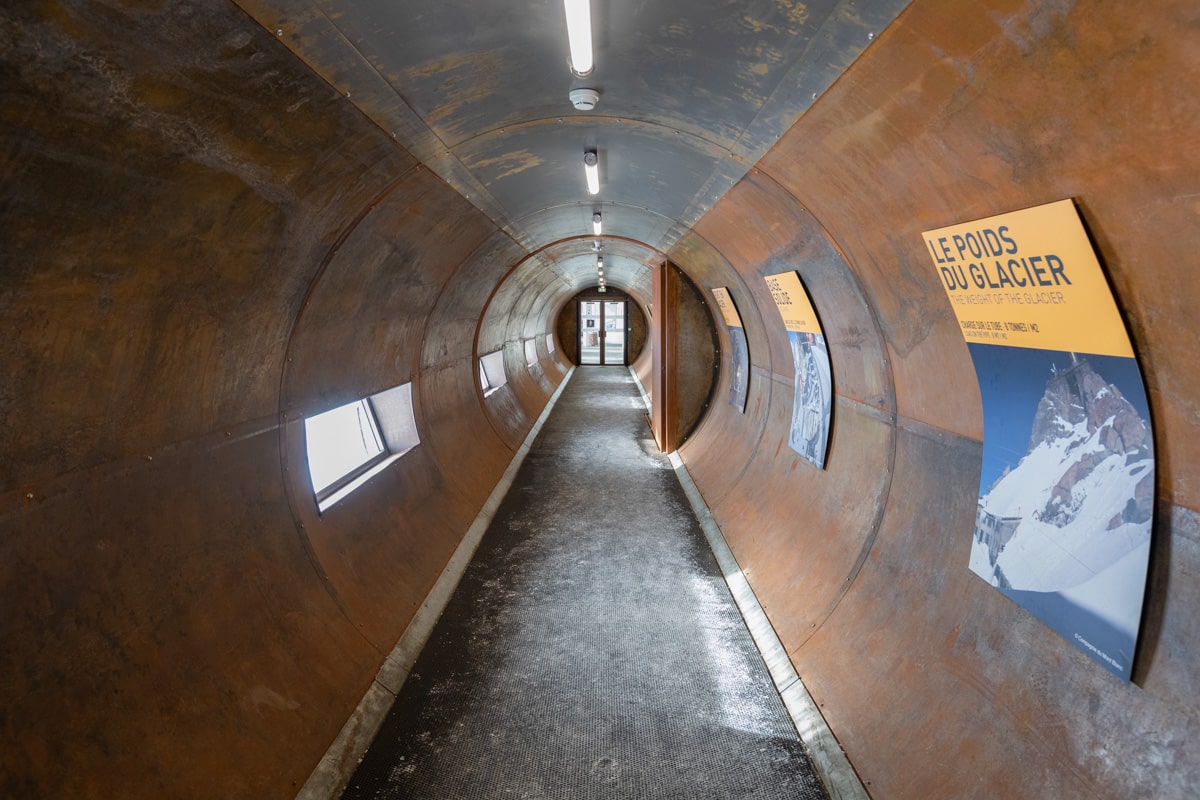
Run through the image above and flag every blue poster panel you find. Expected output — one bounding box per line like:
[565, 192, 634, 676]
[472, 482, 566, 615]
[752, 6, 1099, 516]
[764, 272, 832, 469]
[711, 288, 749, 413]
[923, 199, 1154, 680]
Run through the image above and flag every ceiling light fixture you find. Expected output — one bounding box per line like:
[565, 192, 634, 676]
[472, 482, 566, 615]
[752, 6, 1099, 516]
[563, 0, 594, 76]
[592, 212, 602, 236]
[583, 150, 599, 195]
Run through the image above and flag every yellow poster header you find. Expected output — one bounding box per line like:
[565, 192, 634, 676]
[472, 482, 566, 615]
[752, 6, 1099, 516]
[764, 271, 823, 335]
[710, 287, 744, 328]
[922, 199, 1133, 357]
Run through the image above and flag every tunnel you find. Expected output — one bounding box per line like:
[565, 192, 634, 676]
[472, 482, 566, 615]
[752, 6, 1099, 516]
[1, 0, 1197, 798]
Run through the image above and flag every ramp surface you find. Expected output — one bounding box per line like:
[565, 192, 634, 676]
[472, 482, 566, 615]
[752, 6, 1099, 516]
[341, 367, 827, 800]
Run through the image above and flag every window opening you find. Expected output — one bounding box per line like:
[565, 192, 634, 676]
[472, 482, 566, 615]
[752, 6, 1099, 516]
[546, 333, 556, 354]
[304, 382, 420, 513]
[480, 349, 507, 396]
[524, 338, 538, 367]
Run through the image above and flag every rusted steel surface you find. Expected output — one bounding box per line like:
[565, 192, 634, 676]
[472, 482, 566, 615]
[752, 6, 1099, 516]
[667, 233, 771, 506]
[675, 0, 1200, 797]
[672, 267, 719, 446]
[0, 2, 431, 797]
[0, 427, 382, 799]
[0, 0, 411, 497]
[236, 0, 911, 258]
[282, 167, 495, 410]
[0, 1, 569, 797]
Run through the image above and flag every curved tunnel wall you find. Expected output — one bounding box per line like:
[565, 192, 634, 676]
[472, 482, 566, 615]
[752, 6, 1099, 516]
[0, 2, 567, 796]
[672, 1, 1199, 797]
[1, 1, 1197, 799]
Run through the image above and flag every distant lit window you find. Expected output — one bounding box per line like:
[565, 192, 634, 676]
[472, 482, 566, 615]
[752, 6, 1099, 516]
[524, 338, 538, 367]
[480, 350, 507, 396]
[304, 382, 419, 512]
[546, 333, 556, 353]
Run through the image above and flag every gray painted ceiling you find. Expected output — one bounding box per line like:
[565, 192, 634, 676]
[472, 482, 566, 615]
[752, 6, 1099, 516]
[237, 0, 910, 294]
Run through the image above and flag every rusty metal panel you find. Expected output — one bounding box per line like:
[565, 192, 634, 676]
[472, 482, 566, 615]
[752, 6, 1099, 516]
[416, 358, 516, 498]
[710, 383, 894, 647]
[760, 0, 1200, 465]
[0, 0, 410, 495]
[692, 173, 894, 411]
[0, 426, 379, 799]
[681, 1, 1200, 797]
[282, 167, 496, 411]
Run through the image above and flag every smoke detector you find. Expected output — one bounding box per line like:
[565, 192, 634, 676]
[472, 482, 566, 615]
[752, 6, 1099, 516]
[569, 88, 600, 111]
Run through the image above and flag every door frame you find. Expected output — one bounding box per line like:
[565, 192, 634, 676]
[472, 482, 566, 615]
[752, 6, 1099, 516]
[577, 296, 628, 366]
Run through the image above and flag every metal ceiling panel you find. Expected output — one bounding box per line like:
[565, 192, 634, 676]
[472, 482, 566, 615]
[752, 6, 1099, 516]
[236, 0, 912, 285]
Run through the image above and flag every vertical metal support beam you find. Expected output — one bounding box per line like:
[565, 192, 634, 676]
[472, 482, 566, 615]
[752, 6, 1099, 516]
[651, 262, 679, 452]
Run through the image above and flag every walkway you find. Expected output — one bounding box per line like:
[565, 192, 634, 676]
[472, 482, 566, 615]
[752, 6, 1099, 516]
[340, 367, 828, 800]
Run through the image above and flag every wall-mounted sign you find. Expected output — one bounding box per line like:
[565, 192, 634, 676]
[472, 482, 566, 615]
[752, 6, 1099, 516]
[923, 199, 1154, 681]
[711, 287, 749, 413]
[764, 271, 832, 469]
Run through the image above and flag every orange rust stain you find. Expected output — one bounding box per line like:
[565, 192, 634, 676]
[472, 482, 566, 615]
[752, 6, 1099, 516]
[468, 149, 543, 182]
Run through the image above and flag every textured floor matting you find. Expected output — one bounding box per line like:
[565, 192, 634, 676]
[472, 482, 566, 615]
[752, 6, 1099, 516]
[341, 368, 828, 800]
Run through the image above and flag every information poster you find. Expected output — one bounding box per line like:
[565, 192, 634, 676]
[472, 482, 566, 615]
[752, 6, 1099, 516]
[711, 287, 749, 413]
[764, 271, 832, 469]
[923, 199, 1154, 680]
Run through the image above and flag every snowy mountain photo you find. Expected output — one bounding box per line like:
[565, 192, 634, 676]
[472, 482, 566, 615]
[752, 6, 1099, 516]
[966, 345, 1154, 679]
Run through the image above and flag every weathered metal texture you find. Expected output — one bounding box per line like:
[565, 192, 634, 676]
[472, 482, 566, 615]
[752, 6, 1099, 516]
[0, 425, 381, 799]
[672, 0, 1200, 797]
[673, 203, 885, 647]
[650, 263, 678, 452]
[279, 164, 514, 650]
[668, 233, 773, 507]
[282, 166, 495, 409]
[531, 236, 659, 304]
[693, 173, 895, 410]
[235, 0, 913, 264]
[0, 0, 410, 496]
[673, 175, 895, 648]
[672, 267, 720, 447]
[474, 250, 575, 450]
[0, 1, 430, 797]
[417, 229, 537, 505]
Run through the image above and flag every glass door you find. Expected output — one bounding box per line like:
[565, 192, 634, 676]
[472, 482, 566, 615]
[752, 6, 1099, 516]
[603, 300, 626, 365]
[578, 299, 627, 365]
[579, 301, 602, 364]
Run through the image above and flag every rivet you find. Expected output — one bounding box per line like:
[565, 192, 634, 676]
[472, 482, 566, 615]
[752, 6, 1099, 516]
[26, 492, 33, 500]
[868, 32, 875, 40]
[275, 28, 283, 36]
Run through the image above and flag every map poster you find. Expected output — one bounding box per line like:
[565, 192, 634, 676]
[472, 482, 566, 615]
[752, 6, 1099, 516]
[763, 271, 832, 469]
[711, 287, 749, 413]
[923, 198, 1154, 681]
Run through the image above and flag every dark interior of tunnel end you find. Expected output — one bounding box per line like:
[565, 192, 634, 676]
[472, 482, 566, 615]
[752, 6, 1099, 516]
[1, 0, 1197, 798]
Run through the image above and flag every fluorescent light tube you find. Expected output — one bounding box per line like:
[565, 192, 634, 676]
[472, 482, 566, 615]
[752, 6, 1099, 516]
[584, 150, 599, 195]
[564, 0, 593, 75]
